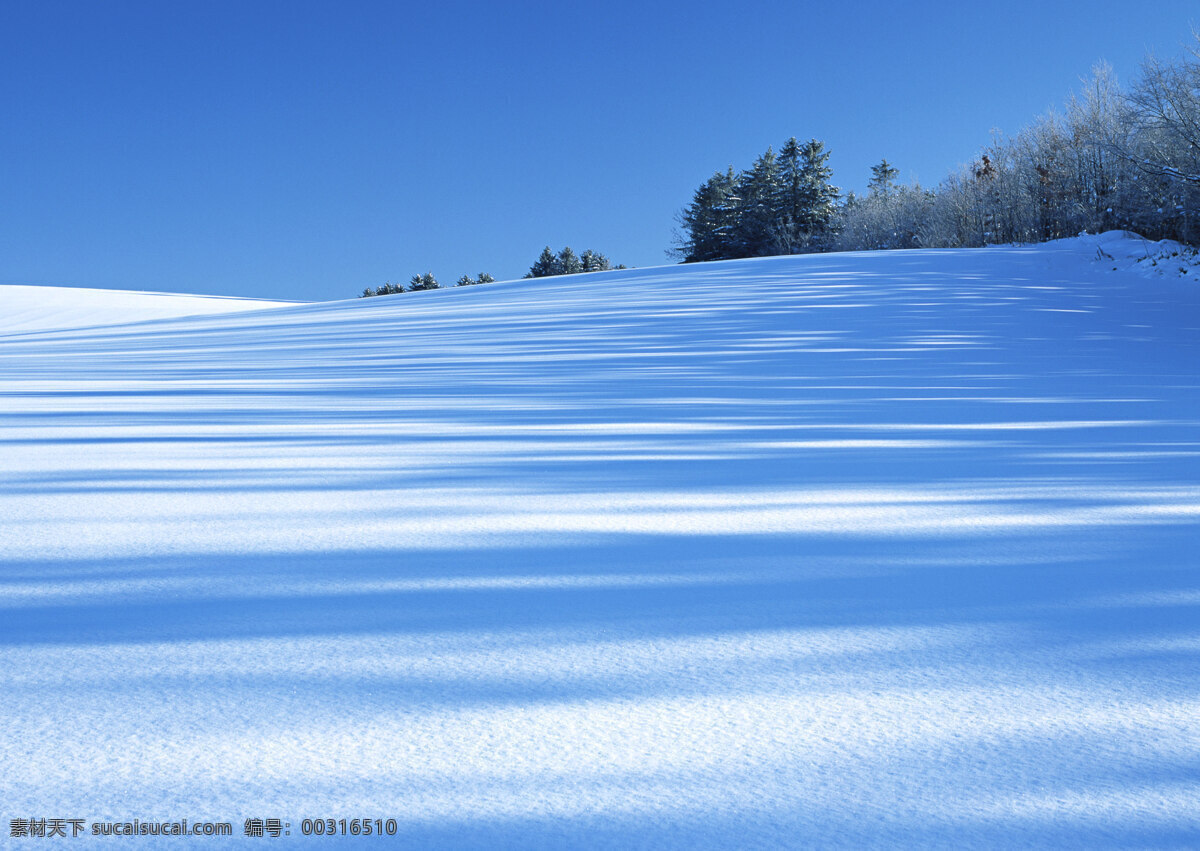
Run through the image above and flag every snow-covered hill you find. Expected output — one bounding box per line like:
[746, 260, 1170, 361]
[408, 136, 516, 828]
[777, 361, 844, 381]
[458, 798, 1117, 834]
[1, 237, 1198, 847]
[0, 284, 295, 335]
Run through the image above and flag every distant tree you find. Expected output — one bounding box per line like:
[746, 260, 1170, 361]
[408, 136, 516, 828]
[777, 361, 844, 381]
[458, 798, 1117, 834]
[361, 281, 404, 297]
[526, 247, 618, 278]
[556, 246, 583, 275]
[580, 249, 612, 272]
[834, 168, 934, 252]
[525, 246, 559, 278]
[408, 272, 439, 291]
[456, 273, 495, 286]
[868, 159, 900, 198]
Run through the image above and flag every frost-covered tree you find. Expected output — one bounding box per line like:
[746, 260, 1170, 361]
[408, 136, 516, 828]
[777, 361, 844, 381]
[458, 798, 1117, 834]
[1124, 44, 1200, 242]
[834, 165, 933, 252]
[556, 246, 583, 275]
[456, 273, 495, 286]
[408, 272, 439, 291]
[525, 247, 559, 278]
[361, 281, 404, 297]
[580, 249, 612, 272]
[1128, 50, 1200, 185]
[834, 36, 1200, 252]
[526, 247, 617, 278]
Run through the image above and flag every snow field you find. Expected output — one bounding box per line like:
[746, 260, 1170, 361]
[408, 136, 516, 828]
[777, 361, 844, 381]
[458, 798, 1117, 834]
[1, 236, 1198, 847]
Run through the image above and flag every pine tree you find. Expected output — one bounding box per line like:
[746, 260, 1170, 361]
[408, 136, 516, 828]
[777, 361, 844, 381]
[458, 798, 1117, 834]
[673, 167, 739, 262]
[408, 272, 439, 291]
[580, 249, 611, 272]
[456, 273, 495, 286]
[525, 246, 559, 278]
[556, 246, 583, 275]
[797, 139, 840, 248]
[372, 281, 404, 296]
[869, 159, 900, 198]
[526, 247, 617, 277]
[733, 146, 782, 256]
[776, 138, 806, 253]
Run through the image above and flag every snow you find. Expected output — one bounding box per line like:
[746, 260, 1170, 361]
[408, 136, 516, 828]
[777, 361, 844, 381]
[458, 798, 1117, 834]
[0, 284, 296, 336]
[1084, 229, 1200, 279]
[1, 236, 1198, 847]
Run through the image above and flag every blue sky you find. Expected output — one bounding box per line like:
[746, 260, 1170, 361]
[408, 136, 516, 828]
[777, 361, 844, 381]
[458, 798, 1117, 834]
[2, 0, 1198, 301]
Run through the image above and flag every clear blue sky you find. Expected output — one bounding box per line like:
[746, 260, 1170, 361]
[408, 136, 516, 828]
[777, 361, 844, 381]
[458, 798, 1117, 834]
[2, 1, 1197, 301]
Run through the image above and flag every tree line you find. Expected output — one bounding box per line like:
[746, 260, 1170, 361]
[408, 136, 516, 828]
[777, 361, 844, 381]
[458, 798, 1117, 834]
[833, 47, 1200, 252]
[360, 246, 622, 297]
[362, 31, 1200, 297]
[524, 246, 623, 277]
[360, 272, 494, 297]
[676, 32, 1200, 261]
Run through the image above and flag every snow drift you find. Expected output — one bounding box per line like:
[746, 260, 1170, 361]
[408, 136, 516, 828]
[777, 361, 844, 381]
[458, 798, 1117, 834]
[1, 237, 1198, 847]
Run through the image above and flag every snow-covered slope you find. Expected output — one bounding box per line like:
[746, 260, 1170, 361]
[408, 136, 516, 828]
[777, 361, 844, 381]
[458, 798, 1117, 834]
[0, 284, 295, 335]
[1, 238, 1198, 847]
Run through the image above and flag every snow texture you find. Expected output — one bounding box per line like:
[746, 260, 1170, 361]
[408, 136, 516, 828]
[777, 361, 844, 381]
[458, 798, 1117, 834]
[1, 236, 1198, 847]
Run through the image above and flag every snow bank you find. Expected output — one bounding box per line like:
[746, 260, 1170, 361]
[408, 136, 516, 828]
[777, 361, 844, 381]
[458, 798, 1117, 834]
[1084, 229, 1199, 279]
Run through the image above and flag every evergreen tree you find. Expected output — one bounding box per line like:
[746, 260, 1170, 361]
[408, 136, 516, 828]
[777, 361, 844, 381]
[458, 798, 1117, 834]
[733, 146, 782, 256]
[525, 246, 560, 278]
[771, 138, 840, 252]
[868, 159, 900, 197]
[527, 246, 619, 277]
[796, 139, 840, 247]
[580, 249, 611, 272]
[673, 167, 739, 262]
[455, 273, 495, 286]
[556, 246, 583, 275]
[408, 272, 439, 291]
[776, 138, 806, 253]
